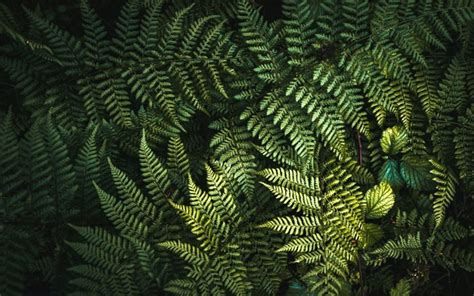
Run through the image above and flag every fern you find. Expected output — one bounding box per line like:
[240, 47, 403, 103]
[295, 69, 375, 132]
[1, 1, 474, 295]
[238, 0, 285, 83]
[259, 159, 395, 294]
[414, 63, 441, 120]
[210, 119, 257, 197]
[429, 159, 458, 227]
[390, 279, 411, 296]
[66, 226, 143, 296]
[454, 106, 474, 191]
[67, 134, 185, 294]
[160, 163, 285, 295]
[368, 208, 474, 274]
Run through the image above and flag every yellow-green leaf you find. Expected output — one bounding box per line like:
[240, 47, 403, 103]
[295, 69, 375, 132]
[365, 182, 395, 219]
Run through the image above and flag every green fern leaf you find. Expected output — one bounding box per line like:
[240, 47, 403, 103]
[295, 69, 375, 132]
[429, 159, 457, 227]
[159, 241, 209, 266]
[390, 279, 411, 296]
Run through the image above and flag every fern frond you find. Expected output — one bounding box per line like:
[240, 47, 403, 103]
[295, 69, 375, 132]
[110, 0, 141, 61]
[210, 120, 256, 197]
[240, 105, 297, 167]
[371, 233, 426, 265]
[258, 216, 320, 236]
[157, 4, 195, 58]
[94, 182, 149, 239]
[0, 111, 25, 212]
[23, 6, 84, 68]
[454, 107, 474, 188]
[168, 199, 221, 253]
[260, 88, 318, 160]
[44, 114, 78, 215]
[259, 182, 319, 214]
[313, 62, 371, 137]
[287, 78, 349, 159]
[238, 0, 285, 83]
[67, 226, 130, 272]
[108, 159, 157, 224]
[127, 237, 157, 278]
[97, 74, 133, 127]
[413, 63, 441, 120]
[74, 125, 103, 215]
[259, 167, 320, 194]
[282, 0, 317, 66]
[159, 241, 209, 266]
[168, 136, 190, 189]
[139, 132, 173, 204]
[136, 0, 165, 56]
[438, 55, 469, 113]
[429, 159, 457, 227]
[390, 279, 411, 296]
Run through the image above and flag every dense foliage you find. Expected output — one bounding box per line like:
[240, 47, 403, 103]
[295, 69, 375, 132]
[1, 0, 474, 295]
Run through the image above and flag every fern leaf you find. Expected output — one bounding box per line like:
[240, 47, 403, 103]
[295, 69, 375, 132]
[390, 279, 411, 296]
[23, 7, 84, 68]
[414, 63, 441, 120]
[159, 241, 209, 266]
[111, 0, 141, 61]
[258, 216, 320, 236]
[168, 136, 190, 189]
[429, 159, 457, 227]
[139, 132, 173, 204]
[210, 120, 256, 197]
[238, 0, 285, 82]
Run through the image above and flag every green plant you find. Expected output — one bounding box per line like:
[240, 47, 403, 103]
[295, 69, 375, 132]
[1, 0, 474, 295]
